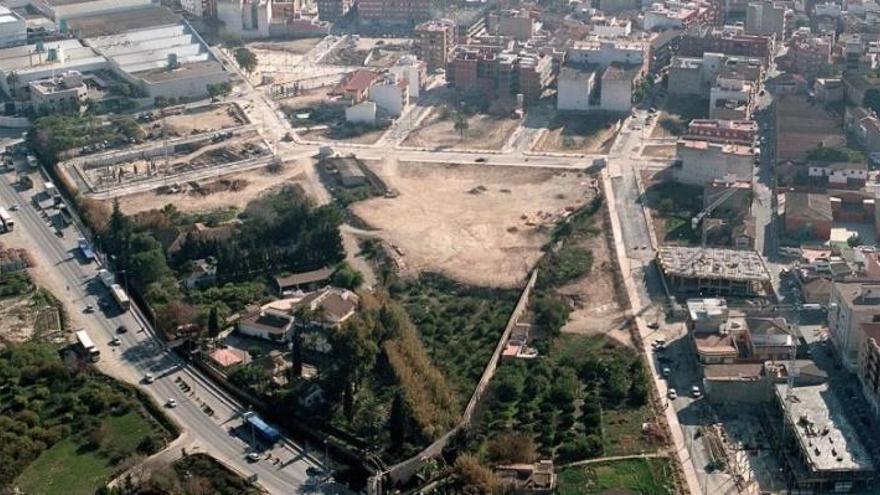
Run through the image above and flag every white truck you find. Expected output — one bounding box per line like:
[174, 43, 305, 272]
[0, 206, 13, 232]
[109, 283, 130, 311]
[75, 329, 100, 362]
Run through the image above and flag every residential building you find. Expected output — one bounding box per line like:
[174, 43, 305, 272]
[414, 19, 455, 71]
[274, 267, 335, 294]
[356, 0, 430, 25]
[778, 29, 832, 80]
[679, 25, 773, 63]
[238, 287, 359, 341]
[829, 282, 880, 372]
[808, 161, 869, 188]
[710, 77, 756, 119]
[181, 0, 217, 17]
[647, 29, 683, 73]
[590, 16, 632, 38]
[217, 0, 272, 38]
[745, 1, 785, 37]
[334, 69, 380, 104]
[0, 6, 26, 49]
[316, 0, 351, 22]
[557, 66, 597, 111]
[814, 78, 843, 103]
[844, 106, 880, 154]
[858, 323, 880, 419]
[447, 47, 554, 102]
[657, 246, 771, 296]
[345, 101, 376, 124]
[390, 55, 425, 99]
[685, 119, 757, 145]
[674, 139, 755, 185]
[566, 39, 646, 70]
[644, 1, 714, 31]
[669, 52, 762, 98]
[368, 72, 408, 117]
[600, 64, 639, 112]
[783, 192, 833, 241]
[488, 9, 535, 41]
[28, 70, 88, 113]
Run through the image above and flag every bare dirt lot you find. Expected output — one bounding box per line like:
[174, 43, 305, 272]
[299, 126, 387, 145]
[533, 114, 620, 153]
[158, 104, 245, 136]
[642, 144, 676, 159]
[115, 158, 318, 215]
[556, 205, 631, 347]
[402, 110, 521, 151]
[350, 160, 597, 288]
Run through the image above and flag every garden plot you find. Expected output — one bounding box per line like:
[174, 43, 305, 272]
[350, 160, 596, 288]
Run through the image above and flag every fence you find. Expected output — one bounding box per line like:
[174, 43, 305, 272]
[383, 269, 539, 489]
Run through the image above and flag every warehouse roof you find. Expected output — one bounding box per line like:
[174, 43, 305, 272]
[67, 5, 179, 37]
[137, 60, 224, 82]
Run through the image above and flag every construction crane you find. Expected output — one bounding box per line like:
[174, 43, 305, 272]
[691, 186, 740, 248]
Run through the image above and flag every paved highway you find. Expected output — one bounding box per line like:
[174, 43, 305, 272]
[0, 166, 345, 495]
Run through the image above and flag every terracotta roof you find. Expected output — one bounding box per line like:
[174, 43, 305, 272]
[342, 70, 380, 93]
[210, 348, 244, 368]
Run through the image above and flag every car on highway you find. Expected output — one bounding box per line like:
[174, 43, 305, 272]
[143, 373, 155, 384]
[84, 304, 95, 313]
[111, 337, 122, 346]
[662, 367, 671, 377]
[116, 325, 128, 334]
[667, 388, 677, 400]
[647, 322, 660, 330]
[166, 398, 177, 408]
[8, 204, 18, 211]
[475, 157, 487, 163]
[246, 452, 261, 462]
[691, 386, 702, 398]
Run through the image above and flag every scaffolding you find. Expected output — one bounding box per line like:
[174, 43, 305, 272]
[657, 246, 772, 296]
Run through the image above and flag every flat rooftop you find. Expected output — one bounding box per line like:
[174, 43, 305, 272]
[136, 60, 224, 82]
[657, 246, 771, 282]
[776, 383, 874, 474]
[67, 5, 180, 37]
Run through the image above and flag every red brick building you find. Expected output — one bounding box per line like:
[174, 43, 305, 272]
[784, 192, 832, 241]
[685, 119, 758, 145]
[414, 19, 455, 71]
[447, 46, 554, 102]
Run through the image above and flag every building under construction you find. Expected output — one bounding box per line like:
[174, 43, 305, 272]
[768, 383, 875, 493]
[657, 246, 772, 296]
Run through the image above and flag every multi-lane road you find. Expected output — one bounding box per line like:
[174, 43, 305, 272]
[0, 153, 344, 494]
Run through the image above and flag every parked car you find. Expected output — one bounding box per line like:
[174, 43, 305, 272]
[662, 367, 671, 377]
[116, 325, 128, 334]
[246, 452, 261, 462]
[166, 398, 177, 408]
[691, 386, 702, 398]
[143, 373, 155, 384]
[667, 388, 677, 400]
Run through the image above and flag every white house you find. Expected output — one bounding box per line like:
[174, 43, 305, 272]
[368, 72, 408, 117]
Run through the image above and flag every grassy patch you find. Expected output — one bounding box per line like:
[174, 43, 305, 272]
[557, 457, 676, 495]
[15, 411, 160, 495]
[391, 274, 517, 401]
[645, 181, 703, 244]
[15, 437, 112, 495]
[536, 246, 593, 290]
[0, 271, 34, 298]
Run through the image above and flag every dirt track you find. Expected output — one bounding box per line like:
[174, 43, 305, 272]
[351, 160, 596, 288]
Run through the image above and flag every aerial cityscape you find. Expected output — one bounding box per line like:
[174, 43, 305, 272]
[0, 0, 879, 493]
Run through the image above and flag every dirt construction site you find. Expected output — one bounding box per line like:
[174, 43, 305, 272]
[349, 160, 598, 288]
[402, 110, 521, 151]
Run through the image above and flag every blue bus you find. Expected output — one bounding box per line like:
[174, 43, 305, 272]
[243, 412, 281, 444]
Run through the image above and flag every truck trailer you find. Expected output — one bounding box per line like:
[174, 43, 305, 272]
[109, 284, 130, 311]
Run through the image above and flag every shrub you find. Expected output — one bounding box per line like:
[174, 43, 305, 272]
[557, 435, 602, 462]
[533, 295, 571, 336]
[486, 432, 537, 464]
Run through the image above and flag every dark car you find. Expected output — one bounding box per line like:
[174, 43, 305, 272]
[475, 157, 487, 163]
[116, 325, 128, 334]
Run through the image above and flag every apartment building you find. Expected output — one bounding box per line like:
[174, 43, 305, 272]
[566, 39, 646, 70]
[674, 139, 755, 185]
[447, 47, 554, 102]
[778, 29, 833, 80]
[679, 25, 773, 63]
[357, 0, 430, 25]
[745, 1, 786, 37]
[858, 323, 880, 420]
[829, 282, 880, 372]
[414, 19, 455, 71]
[316, 0, 352, 22]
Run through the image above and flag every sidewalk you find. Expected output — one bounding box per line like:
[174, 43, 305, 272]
[601, 168, 702, 495]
